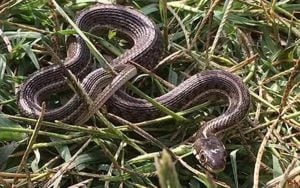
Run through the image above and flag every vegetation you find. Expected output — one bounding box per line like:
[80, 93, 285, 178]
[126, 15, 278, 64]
[0, 0, 299, 187]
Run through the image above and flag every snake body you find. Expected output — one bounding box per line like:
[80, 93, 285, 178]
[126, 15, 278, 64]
[18, 4, 162, 123]
[17, 4, 250, 172]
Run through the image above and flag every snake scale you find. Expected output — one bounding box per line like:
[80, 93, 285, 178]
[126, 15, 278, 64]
[17, 4, 250, 172]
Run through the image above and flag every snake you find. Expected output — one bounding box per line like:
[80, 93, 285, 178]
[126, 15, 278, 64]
[17, 4, 250, 173]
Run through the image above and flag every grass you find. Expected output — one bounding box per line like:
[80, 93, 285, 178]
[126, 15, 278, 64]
[0, 0, 300, 187]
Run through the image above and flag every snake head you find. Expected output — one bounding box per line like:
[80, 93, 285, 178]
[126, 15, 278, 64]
[193, 134, 227, 173]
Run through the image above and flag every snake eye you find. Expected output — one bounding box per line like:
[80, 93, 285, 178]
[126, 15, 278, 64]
[196, 152, 207, 163]
[199, 153, 206, 163]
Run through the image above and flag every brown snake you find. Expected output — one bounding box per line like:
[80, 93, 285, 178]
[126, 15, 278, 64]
[17, 4, 250, 172]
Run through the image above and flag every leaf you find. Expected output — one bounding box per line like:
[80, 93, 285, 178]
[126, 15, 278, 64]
[272, 45, 296, 62]
[272, 154, 283, 178]
[230, 149, 240, 188]
[140, 4, 159, 15]
[21, 43, 40, 69]
[168, 67, 178, 85]
[0, 142, 20, 170]
[0, 115, 27, 141]
[52, 137, 71, 162]
[31, 149, 41, 172]
[5, 31, 42, 40]
[75, 150, 103, 171]
[108, 30, 117, 40]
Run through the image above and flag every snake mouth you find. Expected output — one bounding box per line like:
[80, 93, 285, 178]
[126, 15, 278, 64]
[204, 165, 226, 173]
[194, 155, 226, 173]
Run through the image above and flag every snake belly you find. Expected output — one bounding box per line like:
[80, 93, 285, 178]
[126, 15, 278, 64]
[17, 4, 162, 124]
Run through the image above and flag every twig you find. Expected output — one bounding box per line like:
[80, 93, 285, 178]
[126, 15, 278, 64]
[0, 28, 12, 52]
[253, 119, 279, 188]
[14, 102, 45, 179]
[189, 0, 220, 51]
[209, 0, 234, 57]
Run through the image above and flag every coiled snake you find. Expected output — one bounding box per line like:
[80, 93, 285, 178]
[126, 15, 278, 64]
[17, 4, 250, 173]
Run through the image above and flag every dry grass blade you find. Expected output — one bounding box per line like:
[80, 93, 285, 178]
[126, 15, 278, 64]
[43, 138, 92, 188]
[209, 0, 234, 57]
[0, 28, 12, 52]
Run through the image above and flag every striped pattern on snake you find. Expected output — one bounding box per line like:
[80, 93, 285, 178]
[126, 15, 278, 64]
[17, 4, 250, 173]
[17, 4, 162, 123]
